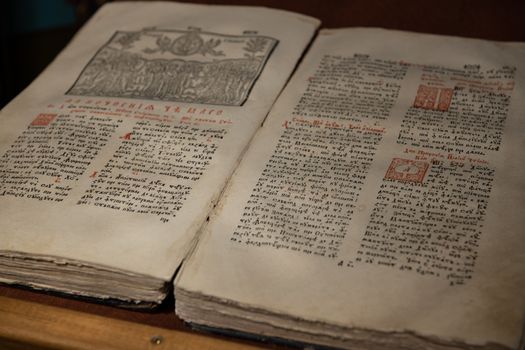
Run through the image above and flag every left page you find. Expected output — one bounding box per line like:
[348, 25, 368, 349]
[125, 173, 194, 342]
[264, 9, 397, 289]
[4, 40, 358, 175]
[0, 1, 319, 303]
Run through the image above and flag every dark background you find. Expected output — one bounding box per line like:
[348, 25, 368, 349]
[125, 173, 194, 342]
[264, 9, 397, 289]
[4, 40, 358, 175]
[1, 0, 524, 109]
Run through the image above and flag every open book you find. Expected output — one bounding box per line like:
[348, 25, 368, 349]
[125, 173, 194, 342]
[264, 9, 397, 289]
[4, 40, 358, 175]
[1, 2, 524, 349]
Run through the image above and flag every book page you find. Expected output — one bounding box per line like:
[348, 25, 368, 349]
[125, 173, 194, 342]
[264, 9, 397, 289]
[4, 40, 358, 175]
[177, 28, 525, 348]
[0, 2, 319, 280]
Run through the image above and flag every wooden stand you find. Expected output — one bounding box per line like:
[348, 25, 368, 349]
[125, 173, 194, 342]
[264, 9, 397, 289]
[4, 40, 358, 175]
[0, 286, 276, 350]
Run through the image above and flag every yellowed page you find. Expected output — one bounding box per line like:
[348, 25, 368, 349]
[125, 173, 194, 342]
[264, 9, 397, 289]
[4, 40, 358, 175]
[177, 28, 525, 348]
[0, 1, 319, 281]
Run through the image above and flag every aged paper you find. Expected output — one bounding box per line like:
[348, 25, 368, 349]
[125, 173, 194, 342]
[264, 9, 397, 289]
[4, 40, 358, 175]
[176, 28, 525, 348]
[0, 1, 319, 291]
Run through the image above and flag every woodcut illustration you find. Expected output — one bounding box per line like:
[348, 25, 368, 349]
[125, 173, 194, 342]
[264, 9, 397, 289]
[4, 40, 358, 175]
[67, 29, 278, 106]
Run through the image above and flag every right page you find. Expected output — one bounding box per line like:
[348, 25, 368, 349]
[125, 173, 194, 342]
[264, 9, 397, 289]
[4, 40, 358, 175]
[176, 28, 525, 349]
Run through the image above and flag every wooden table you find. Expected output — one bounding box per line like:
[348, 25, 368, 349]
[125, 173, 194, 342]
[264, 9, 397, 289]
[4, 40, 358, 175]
[0, 286, 273, 349]
[1, 0, 523, 349]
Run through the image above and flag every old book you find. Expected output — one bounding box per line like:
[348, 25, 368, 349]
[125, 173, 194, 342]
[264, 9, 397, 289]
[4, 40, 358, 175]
[174, 28, 525, 349]
[0, 1, 319, 307]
